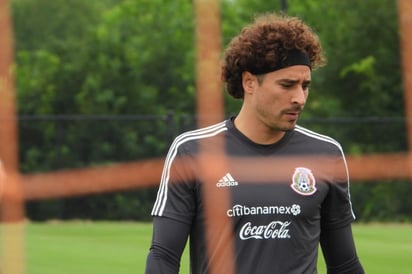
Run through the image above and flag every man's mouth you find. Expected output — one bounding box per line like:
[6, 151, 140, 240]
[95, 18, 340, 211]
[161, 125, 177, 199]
[285, 112, 300, 120]
[282, 106, 303, 120]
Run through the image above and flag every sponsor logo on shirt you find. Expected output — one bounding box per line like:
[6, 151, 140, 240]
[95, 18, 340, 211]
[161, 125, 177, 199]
[239, 220, 291, 240]
[291, 167, 317, 195]
[216, 172, 238, 187]
[227, 204, 301, 217]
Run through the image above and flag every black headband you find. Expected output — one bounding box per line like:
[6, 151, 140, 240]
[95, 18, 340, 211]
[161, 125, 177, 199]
[249, 49, 311, 75]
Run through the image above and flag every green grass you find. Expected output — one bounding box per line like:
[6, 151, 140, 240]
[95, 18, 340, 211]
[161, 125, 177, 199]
[25, 221, 153, 274]
[2, 222, 411, 273]
[351, 223, 412, 274]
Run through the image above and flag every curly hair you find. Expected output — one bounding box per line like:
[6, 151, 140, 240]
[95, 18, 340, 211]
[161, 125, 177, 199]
[221, 13, 326, 99]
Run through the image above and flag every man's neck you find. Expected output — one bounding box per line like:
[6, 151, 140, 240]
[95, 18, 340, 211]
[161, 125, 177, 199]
[233, 112, 286, 145]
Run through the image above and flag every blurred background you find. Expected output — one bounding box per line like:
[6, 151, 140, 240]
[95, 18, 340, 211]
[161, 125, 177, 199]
[9, 0, 411, 223]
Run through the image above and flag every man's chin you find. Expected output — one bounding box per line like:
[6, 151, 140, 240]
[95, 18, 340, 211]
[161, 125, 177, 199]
[280, 122, 297, 132]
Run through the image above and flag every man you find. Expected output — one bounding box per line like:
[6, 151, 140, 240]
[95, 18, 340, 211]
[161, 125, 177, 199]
[145, 13, 364, 274]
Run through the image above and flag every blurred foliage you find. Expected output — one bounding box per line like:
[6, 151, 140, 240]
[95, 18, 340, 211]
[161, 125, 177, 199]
[10, 0, 410, 222]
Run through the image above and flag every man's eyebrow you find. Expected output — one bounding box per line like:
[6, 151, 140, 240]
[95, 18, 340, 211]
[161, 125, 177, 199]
[277, 79, 311, 84]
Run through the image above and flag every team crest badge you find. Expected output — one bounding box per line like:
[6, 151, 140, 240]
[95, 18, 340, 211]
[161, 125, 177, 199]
[291, 167, 317, 195]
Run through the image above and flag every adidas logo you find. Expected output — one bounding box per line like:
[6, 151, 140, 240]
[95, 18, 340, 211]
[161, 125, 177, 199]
[216, 173, 239, 187]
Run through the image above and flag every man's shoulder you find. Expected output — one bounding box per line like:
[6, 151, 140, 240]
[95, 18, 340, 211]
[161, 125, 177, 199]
[293, 125, 343, 152]
[171, 120, 229, 150]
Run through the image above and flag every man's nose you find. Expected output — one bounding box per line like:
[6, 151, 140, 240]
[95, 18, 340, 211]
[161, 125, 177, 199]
[291, 87, 308, 105]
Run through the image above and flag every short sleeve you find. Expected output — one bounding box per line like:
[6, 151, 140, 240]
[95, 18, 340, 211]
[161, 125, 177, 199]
[321, 150, 355, 230]
[151, 140, 198, 225]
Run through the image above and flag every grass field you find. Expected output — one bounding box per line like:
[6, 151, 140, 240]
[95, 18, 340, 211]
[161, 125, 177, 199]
[2, 221, 411, 273]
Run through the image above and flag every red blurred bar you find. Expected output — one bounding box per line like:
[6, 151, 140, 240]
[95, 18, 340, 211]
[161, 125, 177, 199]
[0, 0, 24, 222]
[22, 158, 164, 200]
[347, 153, 411, 181]
[18, 153, 410, 202]
[398, 0, 412, 152]
[194, 0, 224, 128]
[194, 1, 236, 274]
[0, 1, 25, 273]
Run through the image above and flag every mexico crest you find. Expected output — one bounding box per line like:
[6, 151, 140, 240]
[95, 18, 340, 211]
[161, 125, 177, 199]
[291, 167, 316, 195]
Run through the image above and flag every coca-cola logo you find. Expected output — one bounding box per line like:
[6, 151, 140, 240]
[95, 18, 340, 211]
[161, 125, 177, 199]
[239, 221, 291, 240]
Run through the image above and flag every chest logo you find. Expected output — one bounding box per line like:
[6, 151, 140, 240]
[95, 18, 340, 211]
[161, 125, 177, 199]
[291, 167, 316, 196]
[216, 172, 238, 187]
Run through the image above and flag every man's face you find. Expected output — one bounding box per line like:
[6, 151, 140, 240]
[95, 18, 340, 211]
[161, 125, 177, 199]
[245, 65, 311, 132]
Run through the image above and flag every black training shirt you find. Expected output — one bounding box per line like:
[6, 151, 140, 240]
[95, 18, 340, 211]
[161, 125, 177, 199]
[151, 118, 355, 274]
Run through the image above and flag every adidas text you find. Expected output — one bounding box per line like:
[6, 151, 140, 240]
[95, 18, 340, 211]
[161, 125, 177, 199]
[216, 181, 238, 187]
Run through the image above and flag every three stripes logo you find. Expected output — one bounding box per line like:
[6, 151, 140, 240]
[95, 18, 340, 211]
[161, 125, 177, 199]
[216, 173, 238, 187]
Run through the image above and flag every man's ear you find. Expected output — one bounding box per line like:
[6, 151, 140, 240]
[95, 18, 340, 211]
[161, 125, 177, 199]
[242, 71, 257, 95]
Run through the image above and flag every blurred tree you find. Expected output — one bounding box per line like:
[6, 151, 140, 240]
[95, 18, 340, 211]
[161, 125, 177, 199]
[11, 0, 410, 221]
[14, 0, 195, 170]
[287, 0, 410, 222]
[13, 0, 195, 220]
[287, 0, 405, 153]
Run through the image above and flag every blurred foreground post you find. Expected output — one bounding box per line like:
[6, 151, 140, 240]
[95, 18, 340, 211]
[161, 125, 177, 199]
[397, 0, 412, 176]
[194, 1, 235, 274]
[0, 0, 25, 273]
[194, 0, 224, 128]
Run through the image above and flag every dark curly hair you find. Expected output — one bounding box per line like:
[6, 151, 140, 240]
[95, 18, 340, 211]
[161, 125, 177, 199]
[221, 13, 326, 99]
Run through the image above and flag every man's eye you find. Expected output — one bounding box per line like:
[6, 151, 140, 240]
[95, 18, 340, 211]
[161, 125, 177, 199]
[281, 83, 294, 88]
